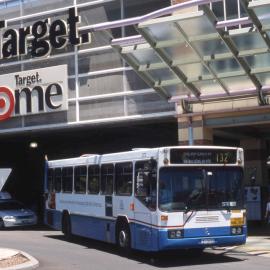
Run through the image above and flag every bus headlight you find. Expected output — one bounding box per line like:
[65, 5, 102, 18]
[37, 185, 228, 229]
[168, 229, 183, 239]
[231, 226, 243, 235]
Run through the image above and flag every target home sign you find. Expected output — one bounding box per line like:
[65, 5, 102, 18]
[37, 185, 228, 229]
[0, 65, 68, 121]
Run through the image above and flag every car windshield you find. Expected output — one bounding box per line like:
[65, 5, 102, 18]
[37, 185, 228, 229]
[0, 201, 25, 211]
[158, 167, 243, 212]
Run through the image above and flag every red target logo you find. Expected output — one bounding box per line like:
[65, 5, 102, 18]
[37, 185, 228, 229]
[0, 86, 15, 121]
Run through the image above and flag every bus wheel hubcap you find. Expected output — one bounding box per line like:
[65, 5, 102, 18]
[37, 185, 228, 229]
[119, 230, 127, 248]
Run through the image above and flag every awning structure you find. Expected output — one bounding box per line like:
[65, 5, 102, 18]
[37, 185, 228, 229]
[111, 0, 270, 111]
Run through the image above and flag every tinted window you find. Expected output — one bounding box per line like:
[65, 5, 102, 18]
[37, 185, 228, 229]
[88, 165, 100, 194]
[62, 167, 73, 193]
[47, 168, 54, 192]
[54, 168, 62, 193]
[158, 167, 243, 212]
[101, 164, 114, 195]
[0, 201, 25, 210]
[135, 160, 157, 210]
[74, 166, 87, 193]
[115, 162, 133, 196]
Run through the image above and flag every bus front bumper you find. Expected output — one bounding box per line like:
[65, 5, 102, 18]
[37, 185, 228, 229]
[158, 227, 247, 250]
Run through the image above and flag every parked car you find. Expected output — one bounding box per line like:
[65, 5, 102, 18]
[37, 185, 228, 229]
[0, 199, 37, 228]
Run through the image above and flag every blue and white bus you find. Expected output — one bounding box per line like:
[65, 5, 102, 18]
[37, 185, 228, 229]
[44, 146, 246, 252]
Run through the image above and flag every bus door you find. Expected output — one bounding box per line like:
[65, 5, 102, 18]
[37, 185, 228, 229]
[133, 160, 157, 251]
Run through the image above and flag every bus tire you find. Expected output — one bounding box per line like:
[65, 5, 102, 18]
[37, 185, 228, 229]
[0, 218, 4, 229]
[116, 222, 131, 255]
[62, 213, 72, 240]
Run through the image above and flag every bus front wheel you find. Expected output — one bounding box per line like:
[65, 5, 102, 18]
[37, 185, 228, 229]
[116, 223, 131, 254]
[62, 213, 72, 240]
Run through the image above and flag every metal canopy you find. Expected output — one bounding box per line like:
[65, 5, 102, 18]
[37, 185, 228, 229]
[111, 0, 270, 106]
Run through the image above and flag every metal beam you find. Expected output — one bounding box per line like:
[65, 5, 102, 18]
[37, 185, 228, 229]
[136, 27, 201, 99]
[202, 5, 262, 91]
[173, 21, 230, 95]
[112, 44, 170, 100]
[170, 86, 270, 104]
[241, 0, 270, 49]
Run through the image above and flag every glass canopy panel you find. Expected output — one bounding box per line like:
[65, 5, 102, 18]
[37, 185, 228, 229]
[193, 80, 225, 95]
[245, 53, 270, 69]
[176, 14, 217, 37]
[256, 73, 270, 86]
[221, 76, 254, 92]
[125, 48, 162, 66]
[209, 58, 243, 75]
[141, 22, 184, 43]
[230, 32, 267, 52]
[192, 39, 230, 57]
[146, 68, 178, 82]
[249, 1, 270, 27]
[113, 7, 270, 103]
[163, 44, 200, 64]
[163, 83, 189, 97]
[139, 12, 217, 43]
[177, 63, 210, 81]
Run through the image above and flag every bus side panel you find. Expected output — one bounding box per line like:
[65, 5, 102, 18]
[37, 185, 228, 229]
[71, 214, 116, 243]
[44, 209, 62, 231]
[130, 222, 159, 251]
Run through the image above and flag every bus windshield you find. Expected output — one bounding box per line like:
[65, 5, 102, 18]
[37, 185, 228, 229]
[158, 167, 243, 212]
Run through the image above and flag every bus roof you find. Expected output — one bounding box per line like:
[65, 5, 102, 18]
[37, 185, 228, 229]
[48, 146, 243, 167]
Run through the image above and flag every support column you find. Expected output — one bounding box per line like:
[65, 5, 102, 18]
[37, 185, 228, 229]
[240, 139, 267, 187]
[240, 138, 268, 221]
[178, 115, 213, 145]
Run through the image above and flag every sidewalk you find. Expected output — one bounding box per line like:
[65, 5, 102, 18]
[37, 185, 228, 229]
[0, 248, 39, 270]
[229, 223, 270, 257]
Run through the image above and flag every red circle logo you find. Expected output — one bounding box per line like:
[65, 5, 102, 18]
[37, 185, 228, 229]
[0, 86, 15, 121]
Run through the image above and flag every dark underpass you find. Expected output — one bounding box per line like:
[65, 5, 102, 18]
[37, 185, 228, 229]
[0, 121, 178, 221]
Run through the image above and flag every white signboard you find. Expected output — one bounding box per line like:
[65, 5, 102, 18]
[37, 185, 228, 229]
[0, 65, 68, 121]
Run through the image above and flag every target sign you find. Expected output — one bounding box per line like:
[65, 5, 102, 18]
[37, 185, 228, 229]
[0, 86, 15, 121]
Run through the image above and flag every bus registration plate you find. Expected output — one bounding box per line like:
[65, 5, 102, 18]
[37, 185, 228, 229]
[200, 239, 216, 245]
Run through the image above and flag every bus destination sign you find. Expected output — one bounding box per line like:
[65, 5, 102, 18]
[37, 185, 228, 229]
[170, 149, 237, 164]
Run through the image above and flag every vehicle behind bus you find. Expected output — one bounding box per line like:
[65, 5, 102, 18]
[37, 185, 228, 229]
[44, 146, 246, 252]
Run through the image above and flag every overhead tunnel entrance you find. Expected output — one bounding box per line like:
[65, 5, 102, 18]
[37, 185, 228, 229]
[0, 121, 178, 221]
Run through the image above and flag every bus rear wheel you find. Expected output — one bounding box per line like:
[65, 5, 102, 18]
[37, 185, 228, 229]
[0, 218, 4, 229]
[62, 213, 72, 240]
[117, 223, 131, 255]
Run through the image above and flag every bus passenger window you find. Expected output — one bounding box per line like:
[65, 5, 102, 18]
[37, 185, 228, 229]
[62, 167, 73, 193]
[135, 160, 157, 210]
[54, 168, 62, 193]
[101, 164, 114, 195]
[88, 165, 100, 194]
[47, 168, 54, 192]
[115, 162, 133, 196]
[74, 166, 87, 194]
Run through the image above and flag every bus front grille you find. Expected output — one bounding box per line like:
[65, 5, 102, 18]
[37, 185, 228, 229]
[195, 216, 219, 223]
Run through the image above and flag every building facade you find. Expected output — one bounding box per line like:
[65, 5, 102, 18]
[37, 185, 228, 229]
[1, 0, 270, 218]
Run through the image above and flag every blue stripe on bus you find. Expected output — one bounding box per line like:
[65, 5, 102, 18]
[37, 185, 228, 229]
[45, 209, 62, 230]
[71, 214, 116, 243]
[158, 226, 247, 250]
[45, 209, 247, 251]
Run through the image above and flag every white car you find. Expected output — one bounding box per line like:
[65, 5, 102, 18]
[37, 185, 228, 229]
[0, 199, 37, 228]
